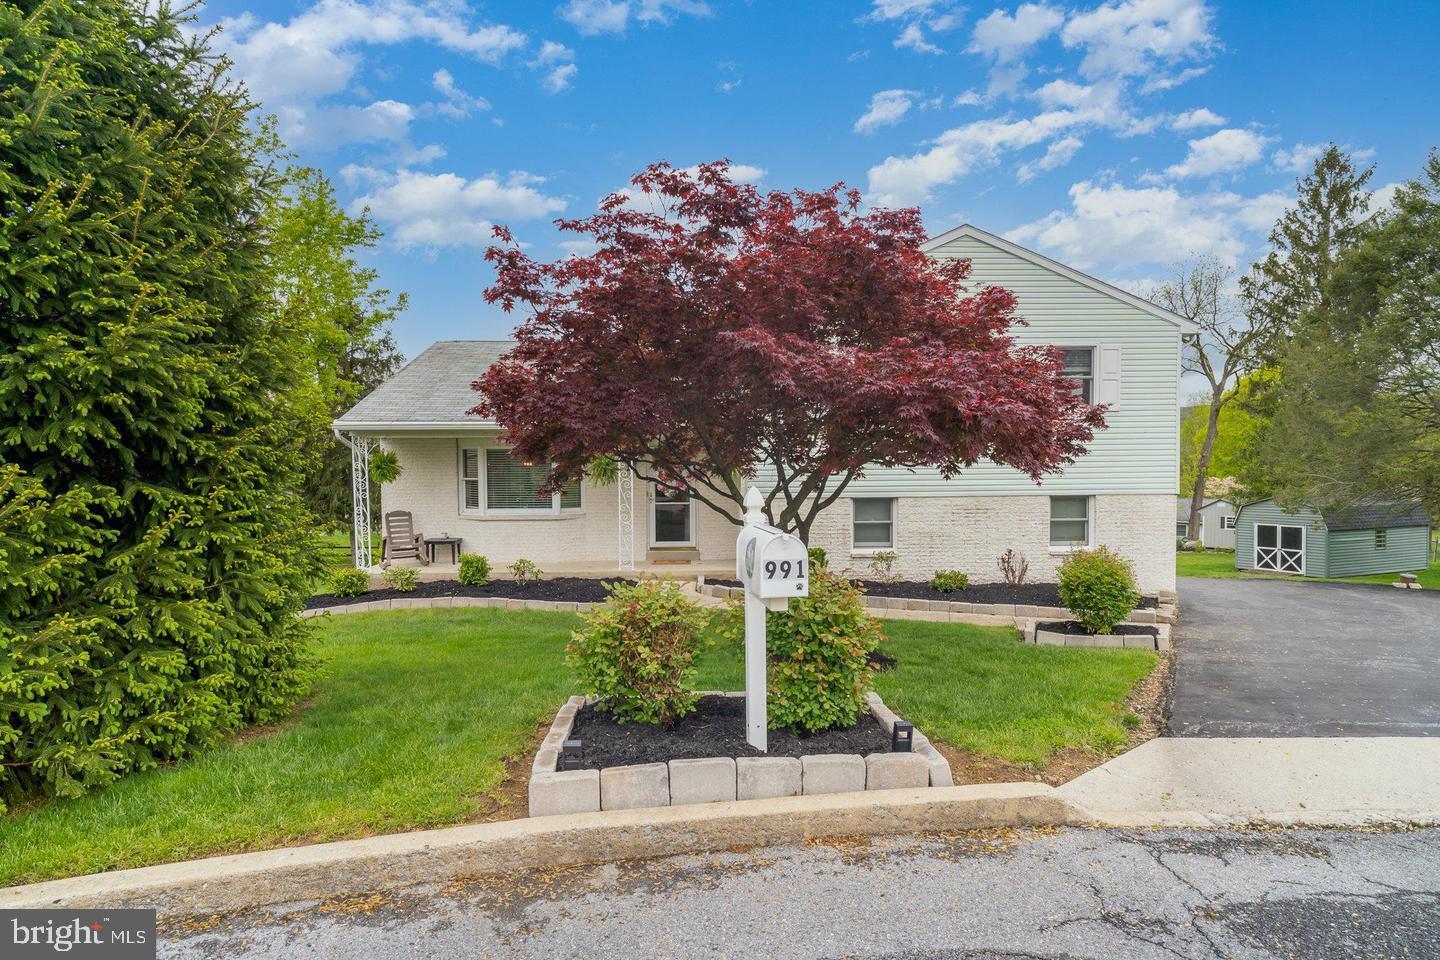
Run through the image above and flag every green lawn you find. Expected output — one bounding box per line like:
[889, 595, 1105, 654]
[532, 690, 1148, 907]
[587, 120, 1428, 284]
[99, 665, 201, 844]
[1177, 548, 1440, 588]
[1, 608, 1155, 886]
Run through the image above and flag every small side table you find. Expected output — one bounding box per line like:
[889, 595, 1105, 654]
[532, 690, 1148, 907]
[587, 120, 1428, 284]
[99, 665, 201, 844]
[426, 537, 462, 564]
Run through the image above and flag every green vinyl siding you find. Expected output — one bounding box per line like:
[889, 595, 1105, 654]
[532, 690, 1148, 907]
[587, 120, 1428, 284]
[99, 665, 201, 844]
[1325, 525, 1430, 577]
[751, 232, 1183, 498]
[1235, 498, 1430, 577]
[1234, 500, 1328, 577]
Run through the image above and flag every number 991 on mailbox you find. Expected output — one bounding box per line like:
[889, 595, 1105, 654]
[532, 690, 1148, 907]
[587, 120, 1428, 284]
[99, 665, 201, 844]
[736, 524, 810, 600]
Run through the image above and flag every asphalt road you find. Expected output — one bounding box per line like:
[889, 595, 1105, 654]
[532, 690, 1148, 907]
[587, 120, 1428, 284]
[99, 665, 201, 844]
[159, 826, 1440, 959]
[1169, 577, 1440, 737]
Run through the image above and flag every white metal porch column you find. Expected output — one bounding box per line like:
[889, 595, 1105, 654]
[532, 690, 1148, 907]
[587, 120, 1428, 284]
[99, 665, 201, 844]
[335, 430, 375, 570]
[616, 466, 635, 571]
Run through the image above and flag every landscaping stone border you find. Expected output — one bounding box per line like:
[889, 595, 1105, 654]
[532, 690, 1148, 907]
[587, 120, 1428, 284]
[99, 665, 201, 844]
[1021, 621, 1172, 651]
[299, 596, 597, 618]
[529, 691, 951, 817]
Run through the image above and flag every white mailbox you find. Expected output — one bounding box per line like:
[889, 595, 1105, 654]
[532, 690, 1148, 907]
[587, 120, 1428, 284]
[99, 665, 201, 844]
[736, 524, 810, 601]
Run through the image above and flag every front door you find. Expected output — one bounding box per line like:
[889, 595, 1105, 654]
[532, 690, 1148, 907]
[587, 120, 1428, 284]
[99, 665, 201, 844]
[652, 485, 694, 546]
[1255, 523, 1304, 574]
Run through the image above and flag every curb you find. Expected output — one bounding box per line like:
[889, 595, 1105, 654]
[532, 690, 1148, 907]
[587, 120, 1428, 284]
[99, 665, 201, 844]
[1, 783, 1080, 916]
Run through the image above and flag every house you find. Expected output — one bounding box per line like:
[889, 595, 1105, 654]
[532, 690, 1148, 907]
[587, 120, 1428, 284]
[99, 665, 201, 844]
[1233, 498, 1432, 577]
[333, 224, 1196, 594]
[1176, 496, 1238, 549]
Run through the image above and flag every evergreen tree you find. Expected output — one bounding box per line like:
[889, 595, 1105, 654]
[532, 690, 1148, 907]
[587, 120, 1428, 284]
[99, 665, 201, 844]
[0, 0, 318, 803]
[1239, 144, 1375, 363]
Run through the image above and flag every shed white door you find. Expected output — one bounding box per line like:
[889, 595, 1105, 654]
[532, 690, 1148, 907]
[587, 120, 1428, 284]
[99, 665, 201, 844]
[1255, 523, 1305, 574]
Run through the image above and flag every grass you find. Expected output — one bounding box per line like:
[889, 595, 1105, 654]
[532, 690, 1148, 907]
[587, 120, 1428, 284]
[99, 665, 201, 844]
[1, 608, 1156, 886]
[1177, 547, 1440, 588]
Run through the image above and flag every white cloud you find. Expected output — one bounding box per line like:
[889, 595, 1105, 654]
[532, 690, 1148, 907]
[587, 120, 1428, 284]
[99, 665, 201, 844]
[855, 89, 916, 134]
[534, 40, 575, 64]
[1271, 141, 1325, 174]
[431, 69, 490, 119]
[542, 63, 579, 93]
[968, 3, 1064, 63]
[609, 163, 766, 211]
[212, 1, 525, 147]
[1170, 106, 1224, 130]
[529, 41, 577, 93]
[559, 0, 709, 35]
[1017, 135, 1083, 182]
[954, 89, 984, 106]
[895, 22, 944, 53]
[866, 0, 963, 55]
[1009, 179, 1254, 268]
[355, 169, 568, 249]
[1060, 0, 1215, 81]
[1371, 181, 1403, 212]
[558, 0, 630, 34]
[1164, 127, 1270, 178]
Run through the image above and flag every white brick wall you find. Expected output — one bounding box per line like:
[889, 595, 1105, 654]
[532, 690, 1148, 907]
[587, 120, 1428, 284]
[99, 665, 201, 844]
[380, 437, 1173, 592]
[806, 494, 1176, 594]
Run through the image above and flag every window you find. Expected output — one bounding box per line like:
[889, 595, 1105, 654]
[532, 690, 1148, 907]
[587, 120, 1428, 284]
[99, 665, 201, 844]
[460, 447, 582, 514]
[1050, 496, 1091, 547]
[1060, 348, 1094, 402]
[1223, 515, 1237, 530]
[852, 498, 895, 550]
[1375, 528, 1388, 549]
[1176, 521, 1190, 538]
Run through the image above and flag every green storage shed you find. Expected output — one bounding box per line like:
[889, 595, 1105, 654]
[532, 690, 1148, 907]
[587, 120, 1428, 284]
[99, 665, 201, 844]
[1234, 499, 1432, 577]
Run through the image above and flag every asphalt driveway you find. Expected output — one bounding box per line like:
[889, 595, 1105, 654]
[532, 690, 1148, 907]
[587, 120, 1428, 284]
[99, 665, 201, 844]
[1169, 577, 1440, 737]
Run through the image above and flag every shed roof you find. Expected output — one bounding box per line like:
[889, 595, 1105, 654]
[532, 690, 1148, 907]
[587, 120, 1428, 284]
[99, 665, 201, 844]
[334, 340, 512, 429]
[1321, 500, 1431, 532]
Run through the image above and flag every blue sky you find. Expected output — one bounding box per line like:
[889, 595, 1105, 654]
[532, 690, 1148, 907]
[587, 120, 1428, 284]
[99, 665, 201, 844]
[201, 0, 1440, 360]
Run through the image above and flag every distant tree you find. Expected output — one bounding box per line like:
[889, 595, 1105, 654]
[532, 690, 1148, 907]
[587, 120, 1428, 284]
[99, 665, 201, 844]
[1240, 144, 1375, 364]
[477, 161, 1105, 543]
[267, 168, 406, 537]
[1261, 151, 1440, 515]
[1179, 381, 1268, 498]
[1149, 257, 1272, 539]
[0, 0, 316, 803]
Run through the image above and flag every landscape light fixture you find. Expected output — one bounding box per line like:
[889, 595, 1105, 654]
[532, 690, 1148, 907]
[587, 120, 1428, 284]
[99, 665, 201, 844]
[559, 739, 584, 771]
[892, 721, 913, 753]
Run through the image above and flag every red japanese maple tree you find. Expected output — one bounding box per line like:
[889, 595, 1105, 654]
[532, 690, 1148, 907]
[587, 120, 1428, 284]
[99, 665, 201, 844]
[475, 161, 1105, 542]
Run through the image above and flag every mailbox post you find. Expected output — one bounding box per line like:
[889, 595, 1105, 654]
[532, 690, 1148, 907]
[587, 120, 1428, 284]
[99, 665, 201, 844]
[735, 486, 810, 752]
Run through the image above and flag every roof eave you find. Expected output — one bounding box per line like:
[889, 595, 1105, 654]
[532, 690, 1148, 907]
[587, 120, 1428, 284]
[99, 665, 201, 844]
[332, 420, 501, 432]
[922, 223, 1201, 334]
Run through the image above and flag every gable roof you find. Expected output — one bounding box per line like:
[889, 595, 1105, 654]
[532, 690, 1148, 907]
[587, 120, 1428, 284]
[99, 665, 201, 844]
[922, 223, 1200, 333]
[334, 340, 512, 430]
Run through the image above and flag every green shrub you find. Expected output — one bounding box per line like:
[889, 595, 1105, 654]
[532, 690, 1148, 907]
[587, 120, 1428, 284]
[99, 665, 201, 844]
[327, 568, 370, 597]
[458, 554, 491, 586]
[867, 550, 900, 583]
[1057, 546, 1141, 635]
[723, 567, 878, 733]
[567, 579, 709, 726]
[929, 569, 969, 592]
[509, 558, 542, 584]
[382, 566, 418, 592]
[807, 545, 828, 571]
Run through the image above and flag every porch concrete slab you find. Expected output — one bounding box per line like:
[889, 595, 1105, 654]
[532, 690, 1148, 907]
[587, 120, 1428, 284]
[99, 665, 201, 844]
[1058, 737, 1440, 826]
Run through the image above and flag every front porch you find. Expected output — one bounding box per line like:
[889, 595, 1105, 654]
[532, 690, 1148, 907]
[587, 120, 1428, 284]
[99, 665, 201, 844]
[391, 556, 737, 583]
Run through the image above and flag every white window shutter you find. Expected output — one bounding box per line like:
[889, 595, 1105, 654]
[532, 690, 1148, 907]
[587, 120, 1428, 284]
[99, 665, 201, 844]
[1098, 345, 1122, 406]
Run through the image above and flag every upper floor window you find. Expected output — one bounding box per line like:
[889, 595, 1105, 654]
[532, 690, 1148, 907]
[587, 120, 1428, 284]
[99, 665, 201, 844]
[1060, 348, 1094, 402]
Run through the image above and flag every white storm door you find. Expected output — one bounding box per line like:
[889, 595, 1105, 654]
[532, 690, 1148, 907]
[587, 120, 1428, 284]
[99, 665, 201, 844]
[651, 485, 694, 546]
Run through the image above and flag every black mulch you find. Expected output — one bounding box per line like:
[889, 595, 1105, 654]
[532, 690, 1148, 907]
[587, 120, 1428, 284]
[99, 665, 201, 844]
[1038, 620, 1159, 638]
[306, 577, 628, 610]
[867, 649, 897, 672]
[710, 578, 1158, 609]
[568, 694, 894, 769]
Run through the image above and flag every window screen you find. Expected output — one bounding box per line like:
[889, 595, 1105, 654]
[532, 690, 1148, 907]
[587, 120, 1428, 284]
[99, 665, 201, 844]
[1061, 348, 1094, 403]
[461, 448, 481, 511]
[853, 498, 895, 549]
[1050, 496, 1090, 546]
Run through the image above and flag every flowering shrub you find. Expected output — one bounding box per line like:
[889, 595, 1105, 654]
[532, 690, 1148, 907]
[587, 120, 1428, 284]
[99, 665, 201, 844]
[567, 579, 709, 726]
[1058, 546, 1140, 634]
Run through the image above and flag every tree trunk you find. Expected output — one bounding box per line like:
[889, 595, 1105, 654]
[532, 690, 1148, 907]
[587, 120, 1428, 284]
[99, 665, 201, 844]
[1189, 395, 1224, 541]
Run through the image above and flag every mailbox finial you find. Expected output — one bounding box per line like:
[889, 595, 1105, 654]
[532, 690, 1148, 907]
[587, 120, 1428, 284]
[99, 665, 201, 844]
[743, 486, 764, 526]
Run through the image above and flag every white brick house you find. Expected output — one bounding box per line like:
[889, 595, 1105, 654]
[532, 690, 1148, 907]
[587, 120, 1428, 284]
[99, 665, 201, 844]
[334, 225, 1195, 593]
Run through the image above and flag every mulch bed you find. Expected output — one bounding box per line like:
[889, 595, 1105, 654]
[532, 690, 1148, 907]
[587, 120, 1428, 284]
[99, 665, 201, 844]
[305, 577, 627, 610]
[568, 694, 893, 769]
[1037, 620, 1159, 639]
[709, 578, 1157, 609]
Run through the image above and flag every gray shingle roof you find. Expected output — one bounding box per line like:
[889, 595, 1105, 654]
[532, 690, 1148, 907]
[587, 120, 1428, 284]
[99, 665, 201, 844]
[334, 340, 513, 427]
[1321, 500, 1431, 532]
